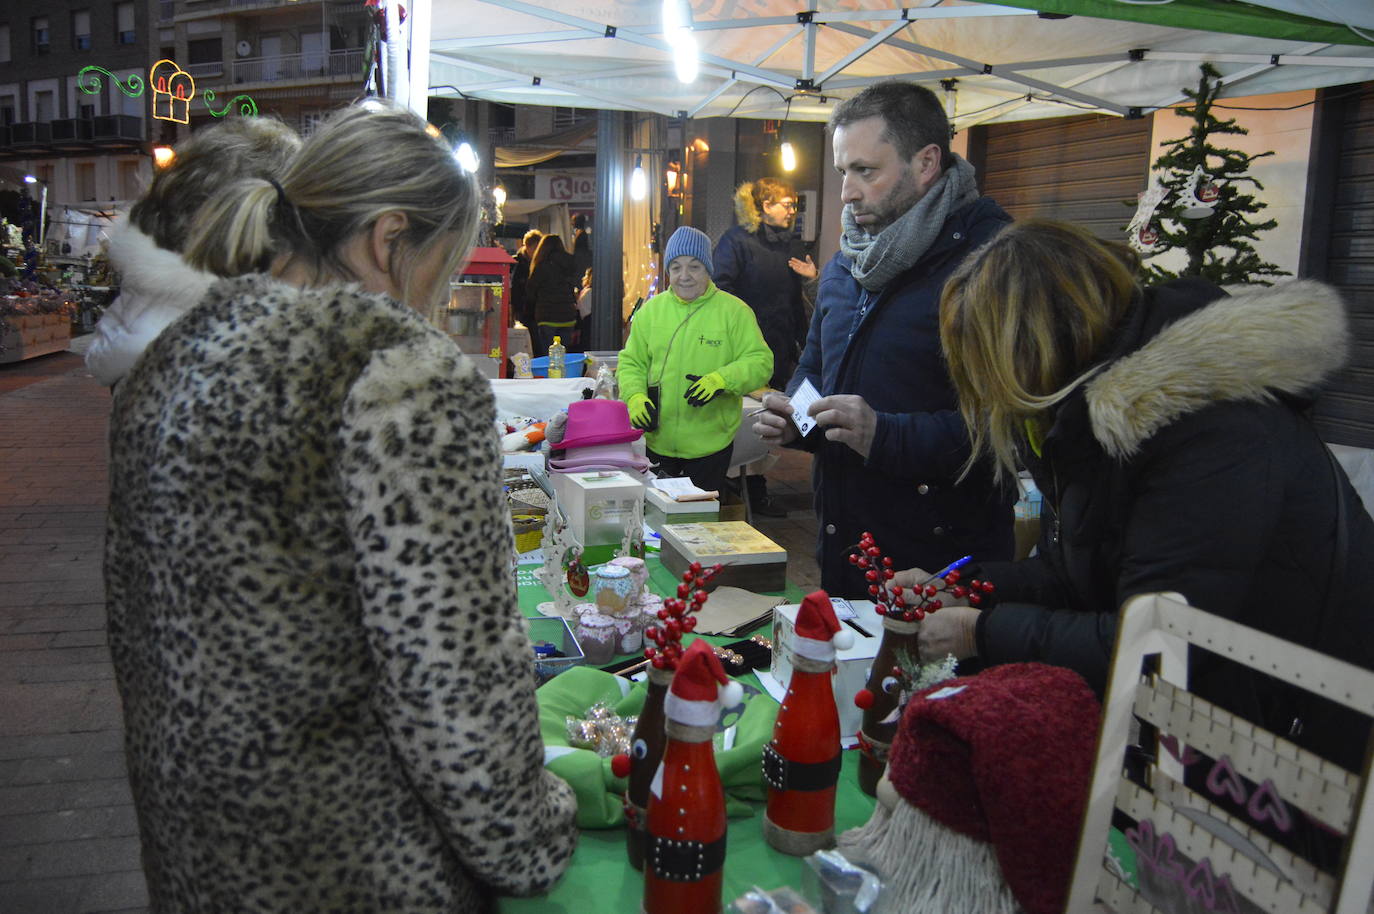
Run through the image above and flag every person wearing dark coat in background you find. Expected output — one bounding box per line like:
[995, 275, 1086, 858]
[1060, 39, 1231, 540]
[511, 229, 541, 331]
[753, 82, 1015, 599]
[714, 178, 818, 518]
[714, 177, 817, 390]
[905, 219, 1374, 787]
[570, 213, 592, 280]
[527, 233, 580, 356]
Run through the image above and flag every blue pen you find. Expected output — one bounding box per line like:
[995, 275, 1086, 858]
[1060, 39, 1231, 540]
[919, 554, 972, 588]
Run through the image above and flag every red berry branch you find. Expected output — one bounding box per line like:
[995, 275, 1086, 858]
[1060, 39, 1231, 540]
[847, 531, 995, 623]
[644, 561, 724, 670]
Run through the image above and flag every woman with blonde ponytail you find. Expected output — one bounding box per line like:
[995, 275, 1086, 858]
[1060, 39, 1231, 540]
[105, 102, 577, 912]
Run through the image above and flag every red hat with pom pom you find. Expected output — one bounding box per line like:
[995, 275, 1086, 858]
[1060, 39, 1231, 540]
[664, 640, 743, 728]
[791, 590, 854, 664]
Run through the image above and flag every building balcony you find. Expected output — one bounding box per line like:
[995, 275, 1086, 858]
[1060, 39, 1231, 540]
[174, 0, 326, 23]
[9, 122, 54, 150]
[229, 48, 365, 88]
[50, 118, 96, 151]
[186, 62, 227, 80]
[91, 115, 146, 149]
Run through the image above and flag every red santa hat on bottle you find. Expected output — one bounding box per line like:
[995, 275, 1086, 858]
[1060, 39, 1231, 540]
[837, 663, 1100, 914]
[664, 639, 744, 727]
[791, 591, 854, 661]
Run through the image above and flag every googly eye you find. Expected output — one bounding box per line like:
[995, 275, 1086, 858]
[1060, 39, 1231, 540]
[881, 676, 900, 694]
[631, 738, 648, 759]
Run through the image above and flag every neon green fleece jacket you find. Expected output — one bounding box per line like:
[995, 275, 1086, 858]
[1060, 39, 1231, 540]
[618, 282, 773, 459]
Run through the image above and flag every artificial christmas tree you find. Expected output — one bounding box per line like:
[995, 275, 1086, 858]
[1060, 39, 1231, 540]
[1126, 63, 1290, 287]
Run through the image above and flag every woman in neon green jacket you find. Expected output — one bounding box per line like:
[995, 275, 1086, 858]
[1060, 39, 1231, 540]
[620, 226, 773, 493]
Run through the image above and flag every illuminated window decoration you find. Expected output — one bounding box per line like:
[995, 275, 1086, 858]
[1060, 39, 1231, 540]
[77, 65, 145, 98]
[203, 90, 259, 118]
[151, 59, 196, 124]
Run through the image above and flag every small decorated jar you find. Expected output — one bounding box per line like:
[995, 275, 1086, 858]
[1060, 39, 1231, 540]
[575, 612, 618, 665]
[593, 564, 636, 617]
[608, 556, 648, 602]
[614, 615, 642, 655]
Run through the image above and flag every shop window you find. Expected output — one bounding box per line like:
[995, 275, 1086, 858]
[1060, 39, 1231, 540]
[116, 3, 136, 45]
[32, 16, 50, 55]
[187, 37, 221, 65]
[72, 11, 91, 51]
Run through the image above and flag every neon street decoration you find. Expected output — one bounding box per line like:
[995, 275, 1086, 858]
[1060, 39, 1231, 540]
[77, 61, 258, 121]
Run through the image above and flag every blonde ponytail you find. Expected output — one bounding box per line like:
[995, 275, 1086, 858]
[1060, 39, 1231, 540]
[183, 180, 281, 277]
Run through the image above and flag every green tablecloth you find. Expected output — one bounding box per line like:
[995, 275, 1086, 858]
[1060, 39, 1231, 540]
[506, 555, 879, 912]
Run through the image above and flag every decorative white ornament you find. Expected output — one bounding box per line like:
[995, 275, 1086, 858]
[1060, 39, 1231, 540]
[1129, 222, 1164, 257]
[1179, 165, 1222, 219]
[1126, 177, 1169, 257]
[536, 496, 582, 618]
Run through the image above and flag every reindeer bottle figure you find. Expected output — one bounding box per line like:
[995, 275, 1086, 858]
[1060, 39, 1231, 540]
[642, 639, 740, 914]
[764, 590, 852, 854]
[613, 562, 723, 870]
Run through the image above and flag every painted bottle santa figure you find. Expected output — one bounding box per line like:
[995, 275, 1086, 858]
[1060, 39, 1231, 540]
[643, 638, 742, 914]
[763, 590, 852, 855]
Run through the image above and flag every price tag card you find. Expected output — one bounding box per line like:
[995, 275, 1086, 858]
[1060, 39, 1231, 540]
[789, 378, 821, 437]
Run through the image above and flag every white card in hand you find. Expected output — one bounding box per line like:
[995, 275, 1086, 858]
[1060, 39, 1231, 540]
[789, 378, 821, 436]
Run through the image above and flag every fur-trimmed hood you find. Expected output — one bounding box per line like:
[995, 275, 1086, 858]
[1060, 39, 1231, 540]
[85, 217, 216, 386]
[1086, 279, 1349, 460]
[733, 181, 763, 233]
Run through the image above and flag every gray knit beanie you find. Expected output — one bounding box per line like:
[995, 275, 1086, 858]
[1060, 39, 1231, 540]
[663, 226, 713, 275]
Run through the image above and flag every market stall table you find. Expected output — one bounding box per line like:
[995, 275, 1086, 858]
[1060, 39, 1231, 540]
[510, 554, 878, 911]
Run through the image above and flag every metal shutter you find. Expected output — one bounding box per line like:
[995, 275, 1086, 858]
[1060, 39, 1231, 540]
[969, 112, 1152, 240]
[1303, 82, 1374, 449]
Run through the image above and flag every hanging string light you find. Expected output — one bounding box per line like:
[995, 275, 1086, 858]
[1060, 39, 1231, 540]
[454, 140, 480, 173]
[663, 0, 699, 84]
[630, 154, 647, 201]
[941, 78, 959, 136]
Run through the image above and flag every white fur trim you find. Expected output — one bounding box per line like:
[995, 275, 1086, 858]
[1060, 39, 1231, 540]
[665, 692, 723, 727]
[85, 219, 217, 386]
[720, 680, 743, 708]
[792, 634, 837, 663]
[832, 629, 855, 651]
[1086, 280, 1348, 460]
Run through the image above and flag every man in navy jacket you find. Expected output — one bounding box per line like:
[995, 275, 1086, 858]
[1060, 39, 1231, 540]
[754, 81, 1014, 598]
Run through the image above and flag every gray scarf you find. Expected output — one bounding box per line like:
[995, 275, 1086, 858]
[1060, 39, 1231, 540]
[839, 154, 980, 292]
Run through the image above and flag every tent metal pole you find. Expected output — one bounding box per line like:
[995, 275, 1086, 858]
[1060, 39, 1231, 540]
[430, 53, 680, 115]
[688, 27, 803, 118]
[1147, 42, 1332, 108]
[816, 20, 911, 86]
[591, 109, 626, 353]
[803, 21, 817, 84]
[408, 0, 432, 117]
[433, 31, 599, 50]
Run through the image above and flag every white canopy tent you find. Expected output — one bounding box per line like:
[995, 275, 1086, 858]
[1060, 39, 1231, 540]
[413, 0, 1374, 128]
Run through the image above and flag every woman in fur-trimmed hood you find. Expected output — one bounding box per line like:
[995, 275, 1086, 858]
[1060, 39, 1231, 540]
[898, 219, 1374, 776]
[711, 178, 816, 389]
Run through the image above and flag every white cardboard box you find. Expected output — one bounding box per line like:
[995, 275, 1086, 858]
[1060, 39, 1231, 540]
[550, 470, 646, 547]
[759, 599, 881, 739]
[644, 485, 720, 515]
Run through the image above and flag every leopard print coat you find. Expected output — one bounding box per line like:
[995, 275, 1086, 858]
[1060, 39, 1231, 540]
[105, 273, 577, 912]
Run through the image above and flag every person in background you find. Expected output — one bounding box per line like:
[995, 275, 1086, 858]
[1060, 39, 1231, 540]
[619, 226, 773, 494]
[713, 176, 818, 518]
[575, 267, 593, 347]
[85, 117, 301, 388]
[571, 212, 593, 279]
[753, 80, 1015, 599]
[527, 232, 580, 355]
[104, 102, 577, 912]
[510, 227, 542, 330]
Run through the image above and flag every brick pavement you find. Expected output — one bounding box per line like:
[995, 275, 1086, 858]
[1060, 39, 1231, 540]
[0, 351, 148, 914]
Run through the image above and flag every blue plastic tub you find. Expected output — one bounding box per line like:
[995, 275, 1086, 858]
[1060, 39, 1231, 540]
[529, 353, 586, 378]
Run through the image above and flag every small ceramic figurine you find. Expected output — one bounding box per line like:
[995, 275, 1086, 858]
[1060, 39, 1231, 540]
[642, 640, 741, 914]
[763, 590, 852, 855]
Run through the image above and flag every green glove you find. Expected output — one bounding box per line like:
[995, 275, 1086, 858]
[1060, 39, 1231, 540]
[627, 392, 655, 429]
[684, 371, 727, 407]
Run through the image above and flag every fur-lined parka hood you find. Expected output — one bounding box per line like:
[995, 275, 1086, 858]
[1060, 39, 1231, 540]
[733, 182, 763, 233]
[85, 217, 216, 386]
[1085, 279, 1349, 460]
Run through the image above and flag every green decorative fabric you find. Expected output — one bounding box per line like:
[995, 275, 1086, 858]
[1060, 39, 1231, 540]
[537, 665, 777, 828]
[972, 0, 1374, 47]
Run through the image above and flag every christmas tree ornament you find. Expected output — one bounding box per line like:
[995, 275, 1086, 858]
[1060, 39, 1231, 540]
[1126, 179, 1169, 257]
[763, 590, 852, 855]
[839, 664, 1100, 914]
[1180, 165, 1223, 219]
[615, 562, 725, 870]
[643, 639, 742, 914]
[1130, 222, 1163, 256]
[565, 547, 590, 597]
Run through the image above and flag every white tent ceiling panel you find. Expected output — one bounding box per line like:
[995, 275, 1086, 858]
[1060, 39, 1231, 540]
[426, 0, 1374, 124]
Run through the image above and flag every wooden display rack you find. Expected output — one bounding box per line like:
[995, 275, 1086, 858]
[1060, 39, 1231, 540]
[1068, 592, 1374, 914]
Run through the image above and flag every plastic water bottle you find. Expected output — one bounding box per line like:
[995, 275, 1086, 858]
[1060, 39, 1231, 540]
[594, 362, 618, 400]
[547, 336, 566, 378]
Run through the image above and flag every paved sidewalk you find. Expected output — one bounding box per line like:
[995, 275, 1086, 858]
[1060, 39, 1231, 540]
[0, 351, 148, 914]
